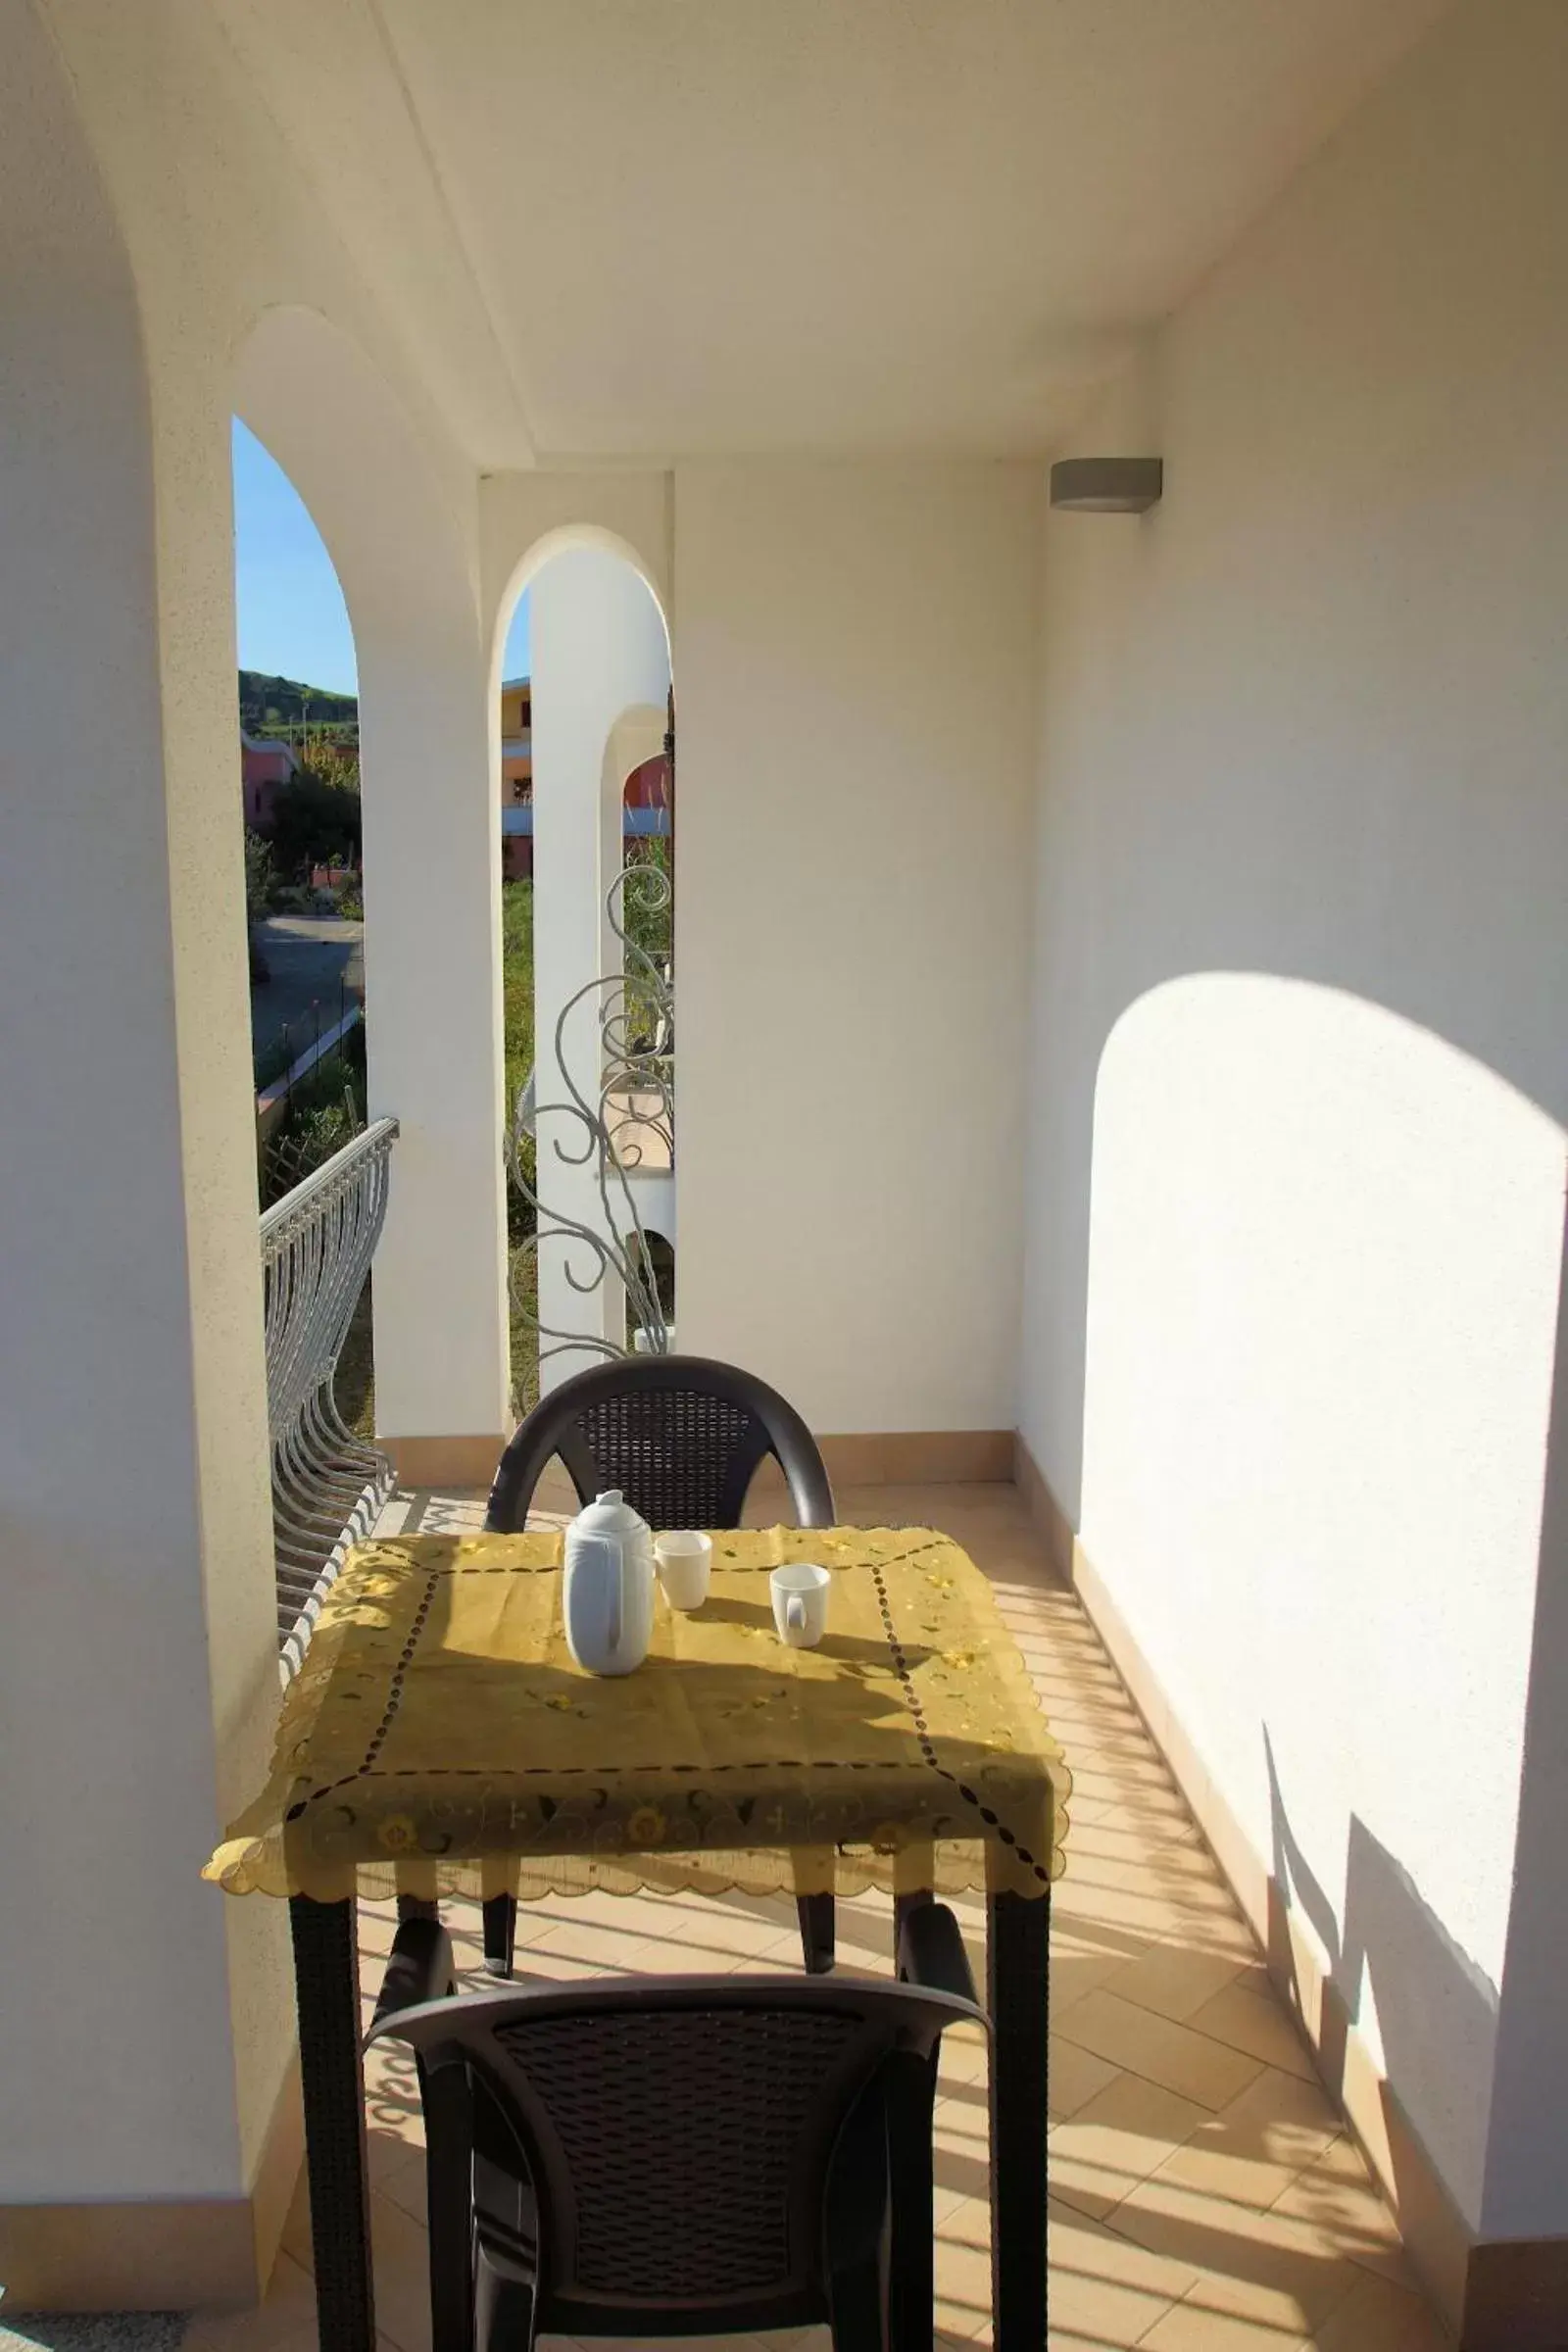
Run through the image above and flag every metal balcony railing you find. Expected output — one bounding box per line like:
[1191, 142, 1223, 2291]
[260, 1115, 398, 1672]
[508, 859, 673, 1374]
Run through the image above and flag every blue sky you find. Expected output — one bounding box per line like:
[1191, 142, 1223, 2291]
[231, 417, 532, 693]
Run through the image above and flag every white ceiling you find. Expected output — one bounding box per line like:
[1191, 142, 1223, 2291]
[223, 0, 1455, 466]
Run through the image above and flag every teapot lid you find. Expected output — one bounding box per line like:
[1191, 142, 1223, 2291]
[570, 1488, 650, 1537]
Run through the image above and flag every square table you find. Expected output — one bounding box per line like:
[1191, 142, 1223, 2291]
[207, 1525, 1070, 2351]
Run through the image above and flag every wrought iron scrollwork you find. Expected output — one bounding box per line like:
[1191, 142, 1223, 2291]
[507, 855, 673, 1377]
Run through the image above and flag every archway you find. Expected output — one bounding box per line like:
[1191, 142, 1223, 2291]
[233, 416, 365, 1196]
[490, 534, 673, 1403]
[235, 305, 511, 1474]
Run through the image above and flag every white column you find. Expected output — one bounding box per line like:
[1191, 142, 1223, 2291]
[0, 7, 288, 2302]
[530, 549, 669, 1389]
[359, 622, 510, 1456]
[235, 310, 512, 1472]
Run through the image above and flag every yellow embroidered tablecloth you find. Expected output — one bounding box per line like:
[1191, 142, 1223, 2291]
[205, 1526, 1070, 1905]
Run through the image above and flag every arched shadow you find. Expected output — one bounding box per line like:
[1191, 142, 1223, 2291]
[1041, 927, 1568, 2275]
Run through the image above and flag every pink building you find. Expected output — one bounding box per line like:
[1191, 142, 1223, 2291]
[240, 730, 298, 828]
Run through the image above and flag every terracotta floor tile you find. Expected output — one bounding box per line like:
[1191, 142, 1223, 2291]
[1101, 1940, 1251, 2027]
[1048, 2034, 1126, 2122]
[183, 2252, 319, 2352]
[1049, 1941, 1134, 2019]
[1047, 2192, 1199, 2317]
[1045, 2334, 1142, 2351]
[934, 2021, 991, 2084]
[1051, 1877, 1227, 1948]
[934, 2079, 993, 2203]
[1045, 1685, 1153, 1725]
[1049, 2069, 1209, 2217]
[524, 1885, 799, 1956]
[526, 1913, 757, 1975]
[1153, 2065, 1343, 2211]
[368, 2189, 439, 2352]
[934, 2228, 1000, 2342]
[1268, 2138, 1408, 2278]
[375, 2138, 430, 2225]
[1058, 1849, 1233, 1910]
[1106, 2178, 1372, 2334]
[1305, 2270, 1456, 2349]
[1054, 1793, 1119, 1826]
[277, 2158, 314, 2274]
[363, 2035, 424, 2145]
[1046, 2258, 1177, 2346]
[1059, 1818, 1205, 1871]
[1185, 1976, 1318, 2082]
[1138, 2301, 1310, 2349]
[1058, 1755, 1180, 1798]
[1055, 1991, 1265, 2112]
[1048, 1911, 1163, 1975]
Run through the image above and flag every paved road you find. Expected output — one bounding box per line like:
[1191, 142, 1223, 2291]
[250, 914, 365, 1070]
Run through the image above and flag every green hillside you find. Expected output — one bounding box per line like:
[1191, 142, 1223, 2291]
[239, 668, 358, 736]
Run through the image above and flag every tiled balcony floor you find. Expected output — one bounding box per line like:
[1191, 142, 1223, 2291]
[185, 1479, 1452, 2352]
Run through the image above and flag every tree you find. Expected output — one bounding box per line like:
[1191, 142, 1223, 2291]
[264, 738, 363, 879]
[300, 734, 361, 797]
[243, 827, 275, 920]
[265, 771, 362, 878]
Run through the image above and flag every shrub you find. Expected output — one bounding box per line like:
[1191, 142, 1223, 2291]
[258, 1042, 365, 1205]
[243, 828, 275, 922]
[265, 766, 362, 879]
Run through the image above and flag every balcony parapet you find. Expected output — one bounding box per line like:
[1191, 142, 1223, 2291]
[260, 1114, 398, 1672]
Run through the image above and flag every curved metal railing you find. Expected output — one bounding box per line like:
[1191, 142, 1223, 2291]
[260, 1116, 398, 1669]
[507, 858, 673, 1371]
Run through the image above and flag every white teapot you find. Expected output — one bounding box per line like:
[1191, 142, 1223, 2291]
[564, 1490, 656, 1676]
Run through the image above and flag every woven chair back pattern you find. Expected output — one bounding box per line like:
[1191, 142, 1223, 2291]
[495, 2004, 859, 2301]
[572, 1388, 760, 1529]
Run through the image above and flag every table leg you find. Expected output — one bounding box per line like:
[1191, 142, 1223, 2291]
[289, 1893, 376, 2352]
[482, 1889, 517, 1978]
[894, 1886, 934, 1954]
[987, 1887, 1050, 2352]
[796, 1890, 835, 1974]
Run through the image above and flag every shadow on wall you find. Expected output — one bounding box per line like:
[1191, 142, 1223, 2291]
[1264, 1727, 1498, 2238]
[1066, 972, 1566, 2245]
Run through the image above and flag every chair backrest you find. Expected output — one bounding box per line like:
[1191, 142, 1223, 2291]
[486, 1353, 835, 1533]
[369, 1970, 981, 2337]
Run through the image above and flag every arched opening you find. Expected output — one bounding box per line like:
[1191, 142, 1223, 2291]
[490, 536, 674, 1409]
[233, 302, 510, 1612]
[233, 416, 368, 1211]
[232, 409, 383, 1650]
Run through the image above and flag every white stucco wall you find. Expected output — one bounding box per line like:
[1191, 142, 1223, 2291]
[0, 0, 267, 2206]
[1020, 0, 1568, 2234]
[528, 547, 670, 1384]
[1, 0, 505, 2232]
[673, 463, 1038, 1434]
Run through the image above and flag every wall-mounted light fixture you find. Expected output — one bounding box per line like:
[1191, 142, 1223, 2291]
[1050, 457, 1163, 514]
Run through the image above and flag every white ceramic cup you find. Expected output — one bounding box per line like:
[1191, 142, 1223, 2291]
[655, 1529, 712, 1612]
[770, 1561, 832, 1648]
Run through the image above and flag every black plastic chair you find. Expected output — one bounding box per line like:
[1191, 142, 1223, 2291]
[368, 1905, 985, 2352]
[485, 1351, 835, 1535]
[482, 1352, 838, 1980]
